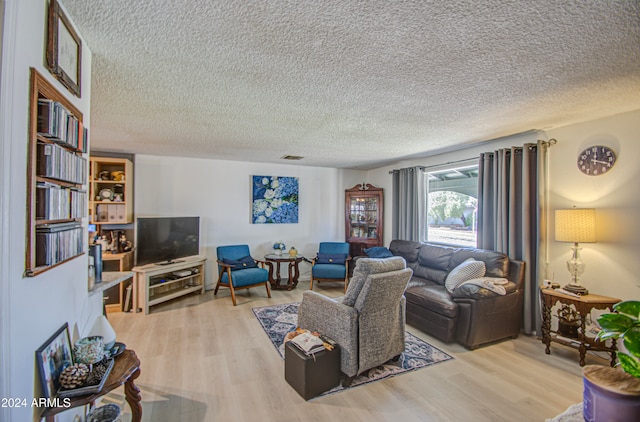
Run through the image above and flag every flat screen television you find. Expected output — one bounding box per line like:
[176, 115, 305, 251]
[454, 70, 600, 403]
[136, 216, 200, 266]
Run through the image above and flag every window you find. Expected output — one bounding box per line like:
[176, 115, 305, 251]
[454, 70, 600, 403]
[425, 165, 478, 247]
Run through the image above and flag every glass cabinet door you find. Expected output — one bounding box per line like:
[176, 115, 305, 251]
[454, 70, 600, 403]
[345, 184, 383, 256]
[348, 197, 378, 239]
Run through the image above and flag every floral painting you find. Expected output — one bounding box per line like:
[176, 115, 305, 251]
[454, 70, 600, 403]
[252, 176, 299, 224]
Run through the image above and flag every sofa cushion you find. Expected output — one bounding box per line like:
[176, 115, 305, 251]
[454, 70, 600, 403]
[445, 258, 486, 292]
[411, 244, 456, 285]
[450, 248, 510, 278]
[389, 240, 421, 263]
[405, 285, 458, 318]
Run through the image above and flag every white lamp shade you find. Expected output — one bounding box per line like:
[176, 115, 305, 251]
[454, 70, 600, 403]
[555, 208, 596, 243]
[89, 315, 117, 349]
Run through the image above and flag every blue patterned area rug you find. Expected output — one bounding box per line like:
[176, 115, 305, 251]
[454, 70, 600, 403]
[252, 302, 453, 397]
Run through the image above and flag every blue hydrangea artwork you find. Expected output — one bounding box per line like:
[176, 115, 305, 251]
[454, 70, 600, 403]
[252, 176, 299, 224]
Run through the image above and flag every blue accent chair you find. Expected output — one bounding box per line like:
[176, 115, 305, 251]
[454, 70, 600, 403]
[310, 242, 351, 292]
[215, 244, 272, 306]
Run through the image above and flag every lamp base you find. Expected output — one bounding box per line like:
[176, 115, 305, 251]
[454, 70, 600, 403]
[563, 283, 589, 296]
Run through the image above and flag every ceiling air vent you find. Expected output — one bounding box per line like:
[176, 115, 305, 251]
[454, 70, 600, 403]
[281, 155, 304, 160]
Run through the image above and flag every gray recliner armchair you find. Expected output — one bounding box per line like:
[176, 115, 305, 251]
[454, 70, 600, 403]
[297, 257, 412, 381]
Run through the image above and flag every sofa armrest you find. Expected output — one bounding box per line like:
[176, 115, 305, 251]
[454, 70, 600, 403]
[509, 259, 526, 290]
[453, 289, 524, 349]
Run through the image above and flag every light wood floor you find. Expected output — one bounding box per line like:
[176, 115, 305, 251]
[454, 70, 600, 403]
[103, 282, 607, 422]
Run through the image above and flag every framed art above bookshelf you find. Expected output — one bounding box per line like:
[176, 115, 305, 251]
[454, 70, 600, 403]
[25, 68, 88, 276]
[46, 0, 82, 97]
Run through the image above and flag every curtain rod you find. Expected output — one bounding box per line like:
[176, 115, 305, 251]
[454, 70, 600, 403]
[389, 157, 478, 174]
[389, 139, 557, 174]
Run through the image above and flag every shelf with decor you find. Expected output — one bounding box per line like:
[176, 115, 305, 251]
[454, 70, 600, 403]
[89, 156, 133, 225]
[25, 68, 88, 276]
[345, 184, 383, 257]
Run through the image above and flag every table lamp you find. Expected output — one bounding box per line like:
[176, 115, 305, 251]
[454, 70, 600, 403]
[555, 207, 596, 295]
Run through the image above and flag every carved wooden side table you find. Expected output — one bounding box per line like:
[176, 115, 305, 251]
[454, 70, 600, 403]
[42, 349, 141, 422]
[540, 287, 620, 367]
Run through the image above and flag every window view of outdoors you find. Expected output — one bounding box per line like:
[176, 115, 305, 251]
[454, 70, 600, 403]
[426, 165, 478, 247]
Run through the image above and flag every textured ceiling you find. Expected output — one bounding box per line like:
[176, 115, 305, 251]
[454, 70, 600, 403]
[61, 0, 640, 169]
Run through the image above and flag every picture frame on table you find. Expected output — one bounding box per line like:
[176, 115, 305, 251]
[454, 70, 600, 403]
[46, 0, 82, 97]
[35, 322, 73, 399]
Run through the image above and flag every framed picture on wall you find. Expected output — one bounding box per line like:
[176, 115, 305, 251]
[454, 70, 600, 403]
[35, 323, 73, 399]
[251, 175, 299, 224]
[47, 0, 82, 97]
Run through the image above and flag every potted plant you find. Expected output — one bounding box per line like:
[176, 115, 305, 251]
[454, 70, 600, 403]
[582, 300, 640, 421]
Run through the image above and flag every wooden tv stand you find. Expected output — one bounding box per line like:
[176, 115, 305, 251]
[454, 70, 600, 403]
[132, 256, 206, 314]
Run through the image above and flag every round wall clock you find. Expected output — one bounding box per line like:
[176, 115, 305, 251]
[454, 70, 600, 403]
[577, 145, 617, 176]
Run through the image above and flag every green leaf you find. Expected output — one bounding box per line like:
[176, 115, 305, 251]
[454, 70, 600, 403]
[623, 326, 640, 359]
[596, 331, 619, 341]
[613, 301, 640, 319]
[597, 313, 635, 334]
[617, 352, 640, 379]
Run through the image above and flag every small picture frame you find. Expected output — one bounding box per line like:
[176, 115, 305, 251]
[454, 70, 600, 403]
[35, 323, 73, 399]
[47, 0, 82, 97]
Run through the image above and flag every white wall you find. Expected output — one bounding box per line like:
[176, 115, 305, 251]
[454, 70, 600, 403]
[367, 111, 640, 303]
[545, 110, 640, 301]
[0, 1, 101, 420]
[134, 155, 365, 285]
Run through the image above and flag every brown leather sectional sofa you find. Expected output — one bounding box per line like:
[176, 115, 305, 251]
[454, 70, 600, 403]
[389, 240, 526, 350]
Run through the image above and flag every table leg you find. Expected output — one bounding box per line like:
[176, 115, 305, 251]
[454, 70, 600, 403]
[542, 300, 552, 354]
[579, 313, 587, 367]
[290, 260, 300, 288]
[610, 338, 618, 367]
[132, 275, 139, 313]
[274, 261, 282, 287]
[125, 367, 142, 422]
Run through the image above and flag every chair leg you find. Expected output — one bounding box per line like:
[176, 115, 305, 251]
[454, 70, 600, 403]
[344, 276, 349, 292]
[229, 283, 237, 306]
[265, 281, 271, 298]
[214, 274, 222, 295]
[309, 277, 314, 290]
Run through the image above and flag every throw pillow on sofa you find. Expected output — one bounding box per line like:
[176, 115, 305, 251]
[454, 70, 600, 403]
[445, 258, 486, 292]
[363, 246, 394, 258]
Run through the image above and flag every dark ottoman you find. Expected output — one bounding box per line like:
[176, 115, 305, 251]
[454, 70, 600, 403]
[284, 341, 341, 400]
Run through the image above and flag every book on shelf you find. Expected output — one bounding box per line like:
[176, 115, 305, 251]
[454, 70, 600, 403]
[35, 183, 86, 220]
[37, 99, 88, 152]
[35, 221, 83, 266]
[37, 142, 87, 184]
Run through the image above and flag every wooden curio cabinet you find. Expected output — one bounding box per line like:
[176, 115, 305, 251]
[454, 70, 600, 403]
[345, 184, 383, 257]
